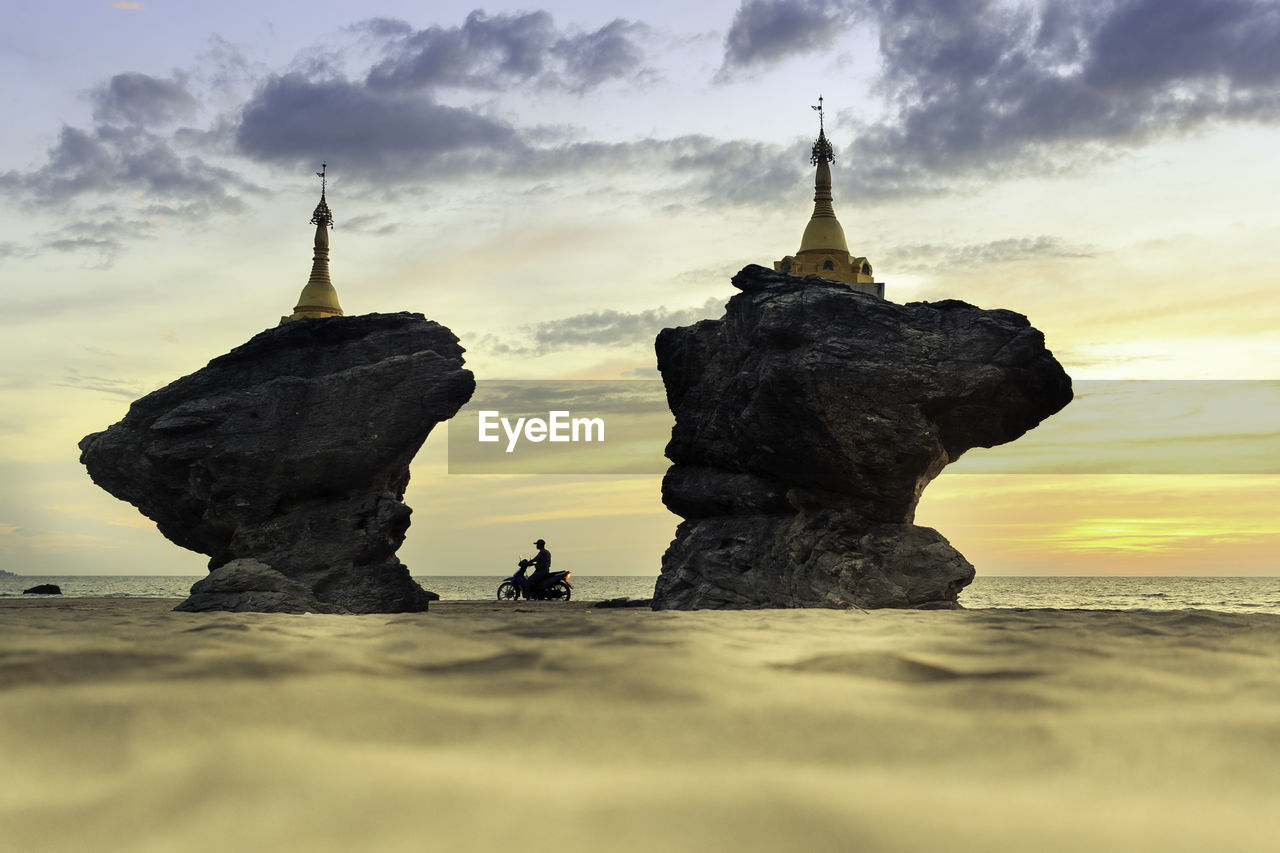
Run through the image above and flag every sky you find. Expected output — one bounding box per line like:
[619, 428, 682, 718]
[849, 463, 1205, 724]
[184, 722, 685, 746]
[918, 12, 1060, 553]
[1, 0, 1278, 579]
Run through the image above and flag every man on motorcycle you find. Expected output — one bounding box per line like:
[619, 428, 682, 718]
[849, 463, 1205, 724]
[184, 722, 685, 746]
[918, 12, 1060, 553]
[528, 539, 552, 594]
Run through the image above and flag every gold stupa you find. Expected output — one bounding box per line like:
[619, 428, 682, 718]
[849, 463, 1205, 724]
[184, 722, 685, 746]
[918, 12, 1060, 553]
[281, 163, 344, 324]
[774, 98, 883, 298]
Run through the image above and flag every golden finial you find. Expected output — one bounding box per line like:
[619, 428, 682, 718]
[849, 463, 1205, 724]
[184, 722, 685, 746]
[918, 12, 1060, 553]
[310, 162, 333, 228]
[810, 96, 835, 166]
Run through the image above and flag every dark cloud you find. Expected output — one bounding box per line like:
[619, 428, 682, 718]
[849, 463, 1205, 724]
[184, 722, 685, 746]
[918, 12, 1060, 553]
[364, 11, 647, 93]
[234, 69, 800, 203]
[235, 73, 521, 177]
[0, 125, 252, 212]
[717, 0, 1280, 193]
[2, 8, 654, 266]
[1085, 0, 1280, 91]
[863, 0, 1280, 182]
[552, 19, 648, 92]
[91, 72, 197, 126]
[478, 297, 726, 357]
[719, 0, 859, 77]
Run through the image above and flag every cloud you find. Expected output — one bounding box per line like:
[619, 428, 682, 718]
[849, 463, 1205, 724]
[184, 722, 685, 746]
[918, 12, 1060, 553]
[38, 216, 157, 268]
[478, 297, 727, 357]
[0, 38, 265, 255]
[0, 242, 37, 261]
[552, 19, 649, 92]
[719, 0, 859, 77]
[57, 368, 149, 399]
[3, 8, 655, 264]
[110, 2, 143, 10]
[887, 236, 1099, 272]
[190, 35, 267, 99]
[850, 0, 1280, 185]
[665, 136, 806, 205]
[234, 68, 801, 202]
[0, 125, 252, 214]
[235, 73, 522, 177]
[340, 213, 400, 236]
[1084, 0, 1280, 92]
[363, 11, 648, 93]
[715, 0, 1280, 193]
[91, 72, 197, 126]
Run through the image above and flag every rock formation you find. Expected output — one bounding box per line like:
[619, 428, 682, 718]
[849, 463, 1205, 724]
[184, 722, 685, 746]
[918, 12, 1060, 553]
[652, 265, 1072, 610]
[79, 313, 474, 614]
[23, 584, 62, 595]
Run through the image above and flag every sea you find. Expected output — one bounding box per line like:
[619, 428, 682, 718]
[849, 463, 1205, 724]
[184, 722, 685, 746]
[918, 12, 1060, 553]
[2, 574, 1279, 614]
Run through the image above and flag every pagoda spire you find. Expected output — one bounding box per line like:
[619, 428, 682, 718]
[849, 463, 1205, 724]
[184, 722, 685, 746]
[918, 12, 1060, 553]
[281, 163, 344, 324]
[799, 96, 846, 253]
[772, 98, 883, 297]
[810, 95, 834, 165]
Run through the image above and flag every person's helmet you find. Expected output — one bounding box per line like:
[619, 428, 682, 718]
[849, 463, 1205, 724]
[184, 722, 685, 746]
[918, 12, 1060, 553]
[534, 539, 545, 548]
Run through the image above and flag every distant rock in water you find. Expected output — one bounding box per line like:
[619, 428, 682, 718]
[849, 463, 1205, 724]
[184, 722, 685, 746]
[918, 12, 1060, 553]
[79, 313, 474, 614]
[23, 584, 62, 595]
[652, 265, 1072, 610]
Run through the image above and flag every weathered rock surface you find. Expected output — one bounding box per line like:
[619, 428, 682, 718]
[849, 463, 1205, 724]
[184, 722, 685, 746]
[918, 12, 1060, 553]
[79, 312, 474, 614]
[23, 584, 62, 595]
[653, 265, 1072, 610]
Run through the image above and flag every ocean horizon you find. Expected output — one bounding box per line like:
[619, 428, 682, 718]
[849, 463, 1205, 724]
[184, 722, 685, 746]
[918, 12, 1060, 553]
[2, 574, 1278, 614]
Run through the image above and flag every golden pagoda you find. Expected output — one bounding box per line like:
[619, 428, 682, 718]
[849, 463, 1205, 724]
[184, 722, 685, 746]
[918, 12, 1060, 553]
[281, 163, 344, 324]
[774, 98, 883, 298]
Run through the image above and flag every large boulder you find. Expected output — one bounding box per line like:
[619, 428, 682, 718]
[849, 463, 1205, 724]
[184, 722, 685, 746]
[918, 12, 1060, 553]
[653, 265, 1072, 610]
[79, 312, 474, 614]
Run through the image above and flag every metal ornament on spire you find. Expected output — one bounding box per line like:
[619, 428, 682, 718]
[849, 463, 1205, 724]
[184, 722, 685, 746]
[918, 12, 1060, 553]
[310, 162, 333, 228]
[810, 96, 835, 166]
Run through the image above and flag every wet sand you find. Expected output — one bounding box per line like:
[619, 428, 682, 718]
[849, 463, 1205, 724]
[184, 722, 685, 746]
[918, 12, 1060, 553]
[2, 598, 1278, 852]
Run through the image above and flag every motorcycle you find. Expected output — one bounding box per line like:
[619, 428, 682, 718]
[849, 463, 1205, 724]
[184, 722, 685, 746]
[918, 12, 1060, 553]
[497, 559, 573, 601]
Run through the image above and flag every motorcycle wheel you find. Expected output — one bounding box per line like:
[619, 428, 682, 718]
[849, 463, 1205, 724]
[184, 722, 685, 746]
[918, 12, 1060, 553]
[550, 581, 572, 601]
[497, 582, 519, 601]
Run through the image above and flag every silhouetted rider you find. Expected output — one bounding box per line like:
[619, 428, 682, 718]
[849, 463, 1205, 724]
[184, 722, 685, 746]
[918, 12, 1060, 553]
[528, 539, 552, 593]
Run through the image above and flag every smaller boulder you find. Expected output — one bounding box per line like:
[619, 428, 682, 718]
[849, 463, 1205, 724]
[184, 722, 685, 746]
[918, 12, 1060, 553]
[23, 584, 62, 595]
[175, 559, 343, 614]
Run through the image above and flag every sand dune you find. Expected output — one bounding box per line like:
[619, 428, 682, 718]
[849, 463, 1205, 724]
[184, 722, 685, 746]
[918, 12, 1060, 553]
[2, 599, 1278, 852]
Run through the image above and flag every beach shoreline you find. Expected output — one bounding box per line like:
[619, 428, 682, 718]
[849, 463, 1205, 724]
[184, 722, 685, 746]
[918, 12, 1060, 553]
[3, 598, 1278, 852]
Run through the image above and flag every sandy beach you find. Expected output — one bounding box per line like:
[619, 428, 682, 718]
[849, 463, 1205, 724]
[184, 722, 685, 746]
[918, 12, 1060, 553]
[2, 599, 1278, 852]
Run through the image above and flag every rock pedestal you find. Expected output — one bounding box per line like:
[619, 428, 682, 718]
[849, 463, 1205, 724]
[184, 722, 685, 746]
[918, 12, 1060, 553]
[79, 312, 474, 614]
[653, 266, 1072, 610]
